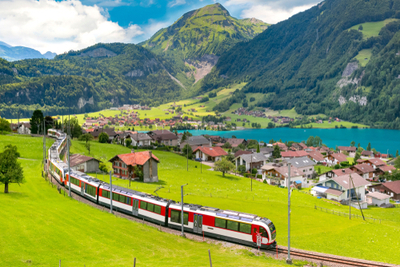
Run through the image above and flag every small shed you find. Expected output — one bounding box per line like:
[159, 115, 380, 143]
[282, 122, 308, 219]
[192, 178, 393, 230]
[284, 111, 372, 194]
[70, 154, 101, 173]
[294, 180, 302, 189]
[366, 192, 391, 207]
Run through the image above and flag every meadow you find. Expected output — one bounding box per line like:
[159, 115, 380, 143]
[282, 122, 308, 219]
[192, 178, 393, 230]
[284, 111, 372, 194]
[350, 18, 399, 39]
[294, 120, 368, 129]
[0, 134, 305, 267]
[69, 139, 400, 265]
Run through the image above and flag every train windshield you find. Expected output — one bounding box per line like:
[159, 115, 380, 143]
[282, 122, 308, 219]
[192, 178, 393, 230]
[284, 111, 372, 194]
[268, 222, 276, 240]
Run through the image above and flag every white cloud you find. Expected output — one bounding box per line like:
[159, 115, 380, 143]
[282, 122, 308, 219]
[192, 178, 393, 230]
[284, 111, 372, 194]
[168, 0, 186, 8]
[240, 3, 317, 24]
[0, 0, 143, 54]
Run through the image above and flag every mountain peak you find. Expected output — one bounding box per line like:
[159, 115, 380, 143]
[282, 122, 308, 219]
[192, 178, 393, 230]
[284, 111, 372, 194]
[193, 3, 230, 17]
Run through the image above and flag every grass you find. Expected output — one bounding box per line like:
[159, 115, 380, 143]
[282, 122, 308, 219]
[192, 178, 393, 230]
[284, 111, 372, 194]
[350, 18, 399, 39]
[69, 139, 400, 264]
[0, 135, 308, 267]
[294, 120, 369, 129]
[315, 165, 334, 174]
[354, 49, 372, 67]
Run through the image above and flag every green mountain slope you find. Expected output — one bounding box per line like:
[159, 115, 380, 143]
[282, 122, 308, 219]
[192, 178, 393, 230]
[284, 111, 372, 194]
[142, 3, 268, 86]
[200, 0, 400, 129]
[0, 43, 184, 118]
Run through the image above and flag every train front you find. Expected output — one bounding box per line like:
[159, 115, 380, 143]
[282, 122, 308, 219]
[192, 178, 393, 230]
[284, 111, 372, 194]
[257, 218, 276, 248]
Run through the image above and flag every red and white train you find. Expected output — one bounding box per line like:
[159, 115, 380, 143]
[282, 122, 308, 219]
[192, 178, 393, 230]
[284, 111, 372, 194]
[46, 129, 277, 248]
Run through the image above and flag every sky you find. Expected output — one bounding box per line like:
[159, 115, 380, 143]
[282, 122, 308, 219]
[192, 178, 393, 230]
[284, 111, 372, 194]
[0, 0, 320, 54]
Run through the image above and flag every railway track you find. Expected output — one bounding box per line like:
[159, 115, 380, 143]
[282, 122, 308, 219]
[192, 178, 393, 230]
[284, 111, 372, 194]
[47, 174, 398, 267]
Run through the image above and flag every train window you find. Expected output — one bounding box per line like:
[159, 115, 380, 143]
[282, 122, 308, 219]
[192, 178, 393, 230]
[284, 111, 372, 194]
[147, 203, 154, 212]
[260, 227, 268, 238]
[112, 193, 119, 201]
[239, 223, 251, 234]
[120, 195, 126, 204]
[140, 201, 147, 210]
[85, 184, 96, 197]
[102, 190, 110, 199]
[154, 205, 161, 214]
[171, 210, 180, 223]
[126, 197, 131, 205]
[226, 220, 239, 231]
[71, 177, 80, 186]
[215, 218, 227, 229]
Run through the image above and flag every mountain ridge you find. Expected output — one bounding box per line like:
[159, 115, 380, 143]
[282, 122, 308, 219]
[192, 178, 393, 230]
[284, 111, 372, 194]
[0, 41, 56, 61]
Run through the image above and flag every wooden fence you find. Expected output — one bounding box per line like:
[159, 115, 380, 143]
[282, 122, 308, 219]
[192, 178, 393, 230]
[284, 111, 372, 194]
[314, 205, 382, 224]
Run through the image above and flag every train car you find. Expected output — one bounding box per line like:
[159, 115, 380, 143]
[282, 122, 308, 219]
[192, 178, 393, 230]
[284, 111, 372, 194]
[98, 184, 170, 225]
[47, 129, 59, 139]
[65, 170, 103, 202]
[48, 159, 68, 184]
[167, 203, 276, 248]
[57, 137, 67, 154]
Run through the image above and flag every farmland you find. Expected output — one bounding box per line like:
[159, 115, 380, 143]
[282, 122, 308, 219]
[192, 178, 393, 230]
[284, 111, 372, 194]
[69, 138, 400, 264]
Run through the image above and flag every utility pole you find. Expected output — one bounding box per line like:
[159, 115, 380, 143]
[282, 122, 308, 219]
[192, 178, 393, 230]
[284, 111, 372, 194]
[250, 155, 253, 191]
[181, 183, 188, 237]
[43, 118, 46, 170]
[349, 174, 365, 220]
[349, 174, 351, 220]
[68, 134, 71, 197]
[110, 171, 113, 214]
[186, 144, 188, 171]
[286, 163, 292, 265]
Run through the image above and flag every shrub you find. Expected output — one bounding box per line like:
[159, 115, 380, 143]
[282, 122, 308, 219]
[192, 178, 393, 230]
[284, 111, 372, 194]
[98, 132, 109, 143]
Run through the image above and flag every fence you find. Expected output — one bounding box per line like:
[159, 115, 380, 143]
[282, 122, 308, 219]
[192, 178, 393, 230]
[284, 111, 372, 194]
[314, 205, 382, 224]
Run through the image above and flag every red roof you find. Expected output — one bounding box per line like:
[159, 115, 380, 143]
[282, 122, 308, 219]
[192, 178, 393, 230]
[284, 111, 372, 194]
[366, 158, 386, 167]
[331, 153, 348, 162]
[332, 168, 354, 176]
[381, 180, 400, 194]
[110, 151, 159, 166]
[338, 146, 357, 152]
[193, 146, 228, 157]
[378, 165, 396, 172]
[307, 151, 325, 162]
[352, 163, 375, 174]
[281, 151, 309, 158]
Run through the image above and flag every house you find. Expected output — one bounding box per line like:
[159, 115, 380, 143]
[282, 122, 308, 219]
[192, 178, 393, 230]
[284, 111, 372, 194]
[350, 163, 375, 180]
[225, 138, 247, 148]
[291, 143, 307, 151]
[375, 165, 396, 176]
[109, 150, 159, 183]
[129, 132, 153, 147]
[234, 150, 252, 158]
[364, 158, 386, 169]
[287, 157, 316, 178]
[369, 180, 400, 200]
[366, 192, 391, 207]
[325, 153, 348, 166]
[319, 168, 355, 181]
[17, 122, 31, 134]
[234, 153, 269, 172]
[261, 164, 307, 188]
[147, 130, 178, 146]
[248, 147, 274, 158]
[180, 135, 210, 149]
[307, 151, 326, 163]
[361, 150, 374, 157]
[312, 173, 370, 208]
[281, 151, 309, 159]
[338, 146, 357, 157]
[69, 154, 101, 173]
[273, 142, 288, 151]
[90, 128, 118, 142]
[193, 146, 228, 162]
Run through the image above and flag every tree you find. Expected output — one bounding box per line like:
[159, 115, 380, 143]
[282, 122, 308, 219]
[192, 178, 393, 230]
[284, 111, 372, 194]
[214, 157, 235, 177]
[134, 166, 143, 181]
[99, 162, 108, 173]
[354, 152, 361, 163]
[306, 136, 314, 147]
[367, 142, 371, 151]
[249, 97, 255, 102]
[272, 145, 281, 158]
[222, 142, 232, 149]
[0, 118, 11, 133]
[98, 132, 109, 143]
[267, 122, 275, 128]
[242, 98, 248, 108]
[394, 157, 400, 169]
[125, 138, 132, 147]
[350, 141, 356, 147]
[44, 116, 54, 132]
[79, 133, 93, 145]
[313, 136, 322, 147]
[30, 109, 44, 134]
[0, 145, 24, 193]
[257, 143, 260, 153]
[182, 144, 193, 160]
[358, 25, 363, 31]
[63, 117, 82, 139]
[237, 165, 246, 173]
[397, 150, 399, 157]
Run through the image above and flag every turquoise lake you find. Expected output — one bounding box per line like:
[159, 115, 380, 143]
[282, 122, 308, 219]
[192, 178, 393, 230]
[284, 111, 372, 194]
[178, 128, 400, 155]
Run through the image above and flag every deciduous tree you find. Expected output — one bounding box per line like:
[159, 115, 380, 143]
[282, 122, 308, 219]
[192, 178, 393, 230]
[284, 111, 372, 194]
[30, 109, 44, 134]
[0, 145, 24, 193]
[0, 118, 11, 133]
[214, 157, 235, 177]
[98, 132, 109, 143]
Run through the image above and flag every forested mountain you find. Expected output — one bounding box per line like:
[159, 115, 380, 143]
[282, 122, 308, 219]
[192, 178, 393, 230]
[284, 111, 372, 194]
[142, 3, 268, 86]
[0, 41, 56, 61]
[0, 43, 184, 118]
[201, 0, 400, 129]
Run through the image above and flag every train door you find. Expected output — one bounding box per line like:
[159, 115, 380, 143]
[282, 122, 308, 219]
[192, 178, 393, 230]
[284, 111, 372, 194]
[251, 225, 259, 243]
[132, 199, 139, 216]
[81, 182, 85, 195]
[193, 214, 203, 234]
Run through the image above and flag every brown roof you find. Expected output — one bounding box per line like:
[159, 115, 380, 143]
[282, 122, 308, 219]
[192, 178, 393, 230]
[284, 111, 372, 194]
[377, 165, 396, 172]
[331, 153, 348, 162]
[361, 150, 373, 156]
[366, 192, 391, 200]
[381, 180, 400, 194]
[332, 168, 355, 176]
[234, 150, 252, 158]
[193, 146, 228, 157]
[352, 163, 375, 174]
[225, 138, 246, 147]
[307, 151, 325, 162]
[70, 154, 100, 167]
[110, 151, 159, 166]
[338, 146, 357, 152]
[274, 166, 302, 178]
[325, 188, 343, 196]
[365, 158, 386, 167]
[148, 130, 178, 141]
[332, 173, 370, 190]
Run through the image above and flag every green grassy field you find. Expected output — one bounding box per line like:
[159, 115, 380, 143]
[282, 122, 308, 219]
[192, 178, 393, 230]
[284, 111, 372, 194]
[294, 120, 369, 129]
[354, 49, 372, 67]
[0, 135, 308, 267]
[350, 18, 399, 39]
[69, 139, 400, 264]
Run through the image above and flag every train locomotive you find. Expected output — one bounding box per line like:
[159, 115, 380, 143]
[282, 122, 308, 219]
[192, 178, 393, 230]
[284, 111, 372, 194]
[46, 129, 277, 248]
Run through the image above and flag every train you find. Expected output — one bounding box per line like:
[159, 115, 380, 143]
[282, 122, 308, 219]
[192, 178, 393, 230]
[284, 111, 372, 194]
[46, 128, 277, 248]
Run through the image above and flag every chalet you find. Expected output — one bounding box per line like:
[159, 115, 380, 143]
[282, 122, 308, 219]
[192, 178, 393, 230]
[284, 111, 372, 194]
[129, 132, 153, 147]
[361, 150, 374, 157]
[319, 168, 355, 181]
[234, 150, 252, 158]
[261, 165, 306, 188]
[225, 138, 247, 148]
[109, 151, 159, 183]
[89, 128, 118, 142]
[147, 130, 178, 146]
[17, 122, 31, 134]
[350, 163, 375, 180]
[364, 158, 386, 169]
[375, 165, 396, 177]
[307, 151, 326, 163]
[273, 142, 288, 151]
[69, 154, 101, 173]
[234, 153, 268, 172]
[312, 173, 370, 208]
[180, 136, 210, 150]
[248, 147, 274, 158]
[193, 146, 228, 162]
[369, 180, 400, 200]
[291, 143, 307, 151]
[366, 192, 391, 207]
[287, 157, 315, 178]
[338, 146, 357, 157]
[325, 153, 348, 166]
[281, 151, 309, 159]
